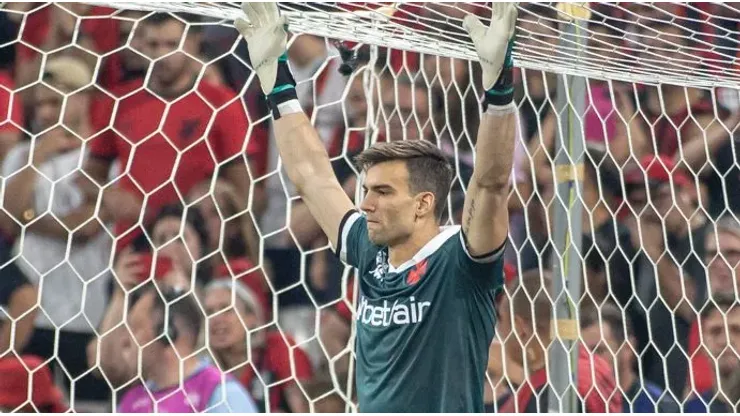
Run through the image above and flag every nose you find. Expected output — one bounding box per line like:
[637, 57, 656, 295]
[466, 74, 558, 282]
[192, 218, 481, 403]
[360, 195, 375, 213]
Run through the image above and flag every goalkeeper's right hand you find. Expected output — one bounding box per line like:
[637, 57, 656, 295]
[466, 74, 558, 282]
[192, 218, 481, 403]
[235, 2, 298, 118]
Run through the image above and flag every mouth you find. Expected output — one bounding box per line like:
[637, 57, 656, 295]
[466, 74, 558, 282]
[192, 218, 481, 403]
[211, 326, 229, 338]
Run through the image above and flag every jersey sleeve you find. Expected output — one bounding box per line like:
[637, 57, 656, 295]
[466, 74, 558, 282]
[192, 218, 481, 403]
[455, 230, 506, 292]
[335, 210, 370, 268]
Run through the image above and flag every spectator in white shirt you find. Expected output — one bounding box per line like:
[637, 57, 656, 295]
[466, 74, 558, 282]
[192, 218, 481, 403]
[1, 56, 112, 404]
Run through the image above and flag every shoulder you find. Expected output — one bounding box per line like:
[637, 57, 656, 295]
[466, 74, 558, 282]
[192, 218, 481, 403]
[197, 81, 239, 106]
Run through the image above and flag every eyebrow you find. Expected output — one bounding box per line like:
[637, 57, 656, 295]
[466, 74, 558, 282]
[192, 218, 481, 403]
[362, 184, 394, 193]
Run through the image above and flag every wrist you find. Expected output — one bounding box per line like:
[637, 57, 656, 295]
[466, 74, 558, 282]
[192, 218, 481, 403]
[484, 39, 515, 108]
[266, 53, 299, 119]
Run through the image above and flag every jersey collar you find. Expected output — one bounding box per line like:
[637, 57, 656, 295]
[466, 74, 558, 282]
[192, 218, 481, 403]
[387, 226, 459, 274]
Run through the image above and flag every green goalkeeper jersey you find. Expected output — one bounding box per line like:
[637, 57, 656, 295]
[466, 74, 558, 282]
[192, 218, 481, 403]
[336, 210, 505, 412]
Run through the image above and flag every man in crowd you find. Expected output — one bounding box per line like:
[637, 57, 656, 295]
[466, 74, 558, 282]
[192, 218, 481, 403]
[82, 12, 263, 257]
[91, 279, 258, 412]
[580, 303, 680, 412]
[686, 293, 740, 412]
[1, 55, 112, 404]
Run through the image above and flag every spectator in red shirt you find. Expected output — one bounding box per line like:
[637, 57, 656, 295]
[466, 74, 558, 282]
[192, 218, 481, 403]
[204, 279, 313, 412]
[494, 269, 622, 413]
[98, 10, 150, 92]
[81, 13, 263, 252]
[0, 354, 67, 412]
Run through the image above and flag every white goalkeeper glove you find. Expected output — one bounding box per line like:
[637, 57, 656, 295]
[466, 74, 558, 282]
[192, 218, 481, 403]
[463, 3, 518, 106]
[235, 2, 298, 118]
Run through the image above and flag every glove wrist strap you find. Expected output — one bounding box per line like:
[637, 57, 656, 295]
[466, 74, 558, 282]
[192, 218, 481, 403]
[483, 39, 515, 109]
[267, 54, 299, 119]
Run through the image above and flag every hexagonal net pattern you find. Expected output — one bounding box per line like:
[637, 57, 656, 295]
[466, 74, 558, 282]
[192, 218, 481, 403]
[0, 1, 739, 414]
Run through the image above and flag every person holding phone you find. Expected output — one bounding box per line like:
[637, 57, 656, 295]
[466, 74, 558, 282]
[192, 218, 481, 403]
[0, 56, 112, 405]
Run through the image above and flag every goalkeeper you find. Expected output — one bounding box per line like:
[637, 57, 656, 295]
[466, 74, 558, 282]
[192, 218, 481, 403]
[236, 3, 517, 412]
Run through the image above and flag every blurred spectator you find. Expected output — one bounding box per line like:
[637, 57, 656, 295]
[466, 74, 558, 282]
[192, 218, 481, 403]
[0, 354, 67, 412]
[188, 179, 264, 290]
[585, 17, 649, 164]
[581, 303, 680, 412]
[123, 203, 211, 290]
[10, 4, 118, 106]
[318, 277, 355, 379]
[634, 22, 733, 162]
[685, 214, 740, 396]
[204, 280, 312, 412]
[1, 56, 112, 404]
[82, 12, 262, 255]
[0, 259, 37, 355]
[494, 269, 622, 412]
[622, 156, 708, 397]
[580, 143, 636, 309]
[685, 293, 740, 412]
[375, 71, 430, 143]
[302, 371, 355, 413]
[98, 10, 149, 91]
[0, 19, 23, 163]
[115, 284, 258, 413]
[621, 154, 709, 396]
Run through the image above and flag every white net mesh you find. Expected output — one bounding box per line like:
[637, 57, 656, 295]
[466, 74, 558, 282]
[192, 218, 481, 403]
[0, 1, 739, 413]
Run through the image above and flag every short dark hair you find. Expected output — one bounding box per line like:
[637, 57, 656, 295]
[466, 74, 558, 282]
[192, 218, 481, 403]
[149, 287, 203, 347]
[354, 140, 453, 221]
[701, 292, 740, 321]
[145, 12, 204, 33]
[508, 269, 553, 335]
[580, 303, 632, 345]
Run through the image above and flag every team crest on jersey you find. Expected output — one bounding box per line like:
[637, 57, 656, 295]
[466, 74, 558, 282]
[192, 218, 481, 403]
[406, 259, 428, 285]
[371, 250, 389, 281]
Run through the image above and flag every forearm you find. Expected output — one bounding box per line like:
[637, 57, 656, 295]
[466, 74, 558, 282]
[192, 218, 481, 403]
[30, 205, 99, 240]
[472, 108, 517, 190]
[274, 112, 342, 194]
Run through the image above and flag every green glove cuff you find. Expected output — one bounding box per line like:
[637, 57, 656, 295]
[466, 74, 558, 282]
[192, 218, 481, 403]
[484, 39, 515, 107]
[267, 53, 298, 119]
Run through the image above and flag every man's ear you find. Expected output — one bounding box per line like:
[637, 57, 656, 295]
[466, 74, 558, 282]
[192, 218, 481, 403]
[415, 191, 436, 219]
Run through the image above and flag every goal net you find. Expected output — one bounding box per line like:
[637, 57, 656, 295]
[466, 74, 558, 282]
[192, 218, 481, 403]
[0, 1, 738, 413]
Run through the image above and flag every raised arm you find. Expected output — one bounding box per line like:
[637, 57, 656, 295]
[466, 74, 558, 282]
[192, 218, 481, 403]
[461, 4, 518, 256]
[235, 3, 354, 248]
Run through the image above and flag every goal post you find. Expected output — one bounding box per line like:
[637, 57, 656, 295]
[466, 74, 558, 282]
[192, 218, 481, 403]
[1, 1, 739, 413]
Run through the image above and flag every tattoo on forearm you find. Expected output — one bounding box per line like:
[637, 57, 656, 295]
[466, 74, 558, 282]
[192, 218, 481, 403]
[464, 198, 475, 235]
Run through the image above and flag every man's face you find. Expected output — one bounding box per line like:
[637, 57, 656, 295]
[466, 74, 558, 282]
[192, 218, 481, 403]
[119, 13, 149, 73]
[128, 291, 163, 377]
[205, 288, 250, 352]
[33, 86, 89, 132]
[359, 160, 419, 246]
[33, 86, 63, 131]
[346, 75, 368, 128]
[702, 308, 740, 378]
[145, 20, 195, 88]
[495, 295, 524, 366]
[378, 80, 429, 141]
[706, 230, 740, 294]
[582, 322, 627, 371]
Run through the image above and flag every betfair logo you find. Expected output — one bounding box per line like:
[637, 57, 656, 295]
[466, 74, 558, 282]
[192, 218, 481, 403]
[356, 296, 431, 327]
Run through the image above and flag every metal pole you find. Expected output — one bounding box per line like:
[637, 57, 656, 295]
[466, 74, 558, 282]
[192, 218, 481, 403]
[547, 5, 590, 413]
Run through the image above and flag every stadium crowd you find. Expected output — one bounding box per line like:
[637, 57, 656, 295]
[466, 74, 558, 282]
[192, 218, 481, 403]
[0, 1, 739, 413]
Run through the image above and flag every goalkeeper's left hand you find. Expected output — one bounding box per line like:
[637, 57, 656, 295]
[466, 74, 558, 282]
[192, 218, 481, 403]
[463, 3, 518, 106]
